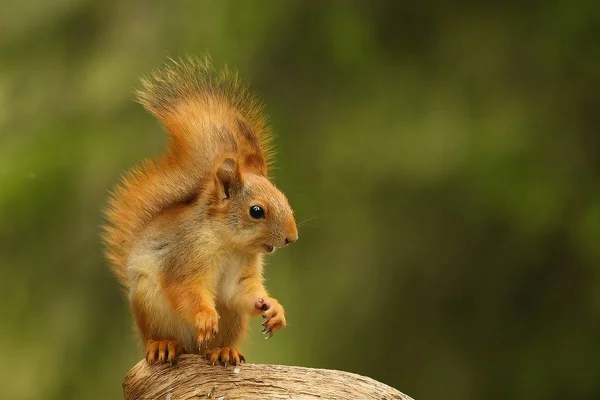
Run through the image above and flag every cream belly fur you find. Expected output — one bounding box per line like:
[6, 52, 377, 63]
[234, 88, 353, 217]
[126, 246, 249, 354]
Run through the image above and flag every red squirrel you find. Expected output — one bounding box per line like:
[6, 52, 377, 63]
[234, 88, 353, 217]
[103, 56, 298, 366]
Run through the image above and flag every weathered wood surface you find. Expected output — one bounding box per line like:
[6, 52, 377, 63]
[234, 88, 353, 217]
[123, 355, 413, 399]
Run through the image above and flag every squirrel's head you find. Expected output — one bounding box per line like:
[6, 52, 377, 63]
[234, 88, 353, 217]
[206, 157, 298, 254]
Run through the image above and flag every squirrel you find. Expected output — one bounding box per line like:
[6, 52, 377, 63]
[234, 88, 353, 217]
[102, 56, 298, 366]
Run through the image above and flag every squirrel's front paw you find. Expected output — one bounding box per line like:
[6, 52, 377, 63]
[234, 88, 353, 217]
[195, 307, 219, 348]
[256, 298, 286, 339]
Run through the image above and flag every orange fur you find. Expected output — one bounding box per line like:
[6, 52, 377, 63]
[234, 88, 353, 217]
[103, 56, 273, 286]
[102, 55, 298, 364]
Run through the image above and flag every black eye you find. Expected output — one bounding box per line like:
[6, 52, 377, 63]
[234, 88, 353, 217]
[249, 205, 265, 219]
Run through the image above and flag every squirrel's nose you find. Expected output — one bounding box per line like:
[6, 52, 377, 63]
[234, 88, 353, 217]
[285, 221, 298, 246]
[284, 235, 298, 245]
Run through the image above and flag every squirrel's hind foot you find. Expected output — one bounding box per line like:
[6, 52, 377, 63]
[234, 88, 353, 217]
[145, 339, 182, 365]
[203, 347, 245, 366]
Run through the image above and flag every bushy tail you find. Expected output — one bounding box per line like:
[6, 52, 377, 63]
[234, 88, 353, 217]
[102, 55, 273, 287]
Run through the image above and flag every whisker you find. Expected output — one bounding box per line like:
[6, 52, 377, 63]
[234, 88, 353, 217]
[298, 224, 326, 232]
[297, 216, 320, 226]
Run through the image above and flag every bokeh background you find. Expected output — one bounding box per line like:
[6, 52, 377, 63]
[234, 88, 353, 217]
[2, 1, 600, 399]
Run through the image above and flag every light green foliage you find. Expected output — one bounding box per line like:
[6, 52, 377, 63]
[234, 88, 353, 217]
[1, 1, 599, 399]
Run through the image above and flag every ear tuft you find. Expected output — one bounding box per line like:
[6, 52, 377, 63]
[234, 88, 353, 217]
[215, 157, 242, 200]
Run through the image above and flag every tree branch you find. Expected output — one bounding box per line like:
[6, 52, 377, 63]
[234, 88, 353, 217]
[123, 355, 414, 399]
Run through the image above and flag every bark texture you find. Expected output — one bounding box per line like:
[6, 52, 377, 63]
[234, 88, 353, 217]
[123, 355, 414, 399]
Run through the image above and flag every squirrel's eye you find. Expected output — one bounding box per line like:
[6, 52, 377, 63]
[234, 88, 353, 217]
[249, 205, 265, 219]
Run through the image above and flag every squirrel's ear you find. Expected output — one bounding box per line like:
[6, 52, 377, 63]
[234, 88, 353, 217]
[215, 157, 243, 200]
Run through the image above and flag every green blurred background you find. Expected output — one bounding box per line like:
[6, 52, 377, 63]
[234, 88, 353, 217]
[2, 1, 600, 399]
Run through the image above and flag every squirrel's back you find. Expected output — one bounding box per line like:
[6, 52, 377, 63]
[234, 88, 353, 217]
[103, 56, 274, 286]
